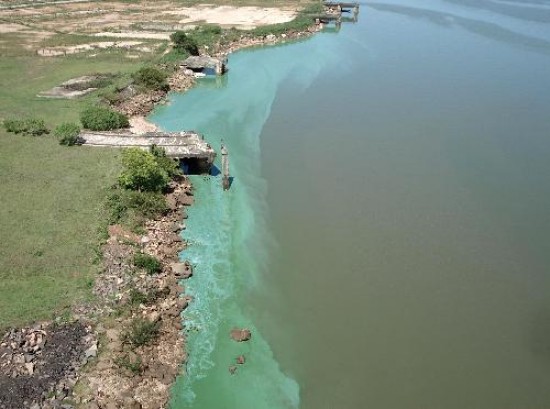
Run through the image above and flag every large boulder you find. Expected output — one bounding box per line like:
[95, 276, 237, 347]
[170, 262, 192, 279]
[230, 328, 251, 342]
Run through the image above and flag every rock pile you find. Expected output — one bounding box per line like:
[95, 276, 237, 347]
[115, 90, 166, 117]
[168, 70, 195, 93]
[74, 176, 194, 409]
[0, 322, 94, 409]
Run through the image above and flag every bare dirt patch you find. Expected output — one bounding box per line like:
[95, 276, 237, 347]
[0, 22, 27, 33]
[38, 74, 107, 98]
[93, 31, 171, 40]
[163, 5, 298, 29]
[37, 40, 144, 56]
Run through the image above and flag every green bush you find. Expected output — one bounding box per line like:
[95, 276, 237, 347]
[106, 188, 167, 234]
[115, 354, 142, 375]
[132, 66, 169, 91]
[122, 318, 160, 347]
[80, 106, 129, 131]
[118, 148, 171, 192]
[199, 24, 222, 35]
[129, 288, 150, 305]
[54, 122, 81, 146]
[3, 118, 49, 136]
[107, 189, 168, 224]
[171, 31, 199, 56]
[190, 24, 223, 48]
[129, 287, 168, 306]
[133, 253, 162, 275]
[150, 145, 181, 179]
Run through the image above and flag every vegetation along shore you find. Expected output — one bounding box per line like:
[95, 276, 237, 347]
[0, 0, 329, 407]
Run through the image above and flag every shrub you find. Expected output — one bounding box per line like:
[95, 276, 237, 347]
[199, 24, 222, 35]
[123, 318, 160, 347]
[133, 253, 162, 275]
[106, 189, 167, 234]
[80, 106, 129, 131]
[118, 148, 170, 192]
[54, 122, 81, 146]
[107, 189, 168, 224]
[115, 354, 142, 375]
[3, 118, 49, 136]
[129, 288, 150, 305]
[190, 24, 223, 49]
[170, 31, 199, 56]
[129, 287, 168, 306]
[150, 145, 181, 179]
[132, 66, 169, 91]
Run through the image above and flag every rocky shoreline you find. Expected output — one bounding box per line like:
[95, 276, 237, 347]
[0, 22, 321, 409]
[116, 26, 321, 120]
[0, 177, 194, 409]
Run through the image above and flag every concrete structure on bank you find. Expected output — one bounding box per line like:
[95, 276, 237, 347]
[80, 131, 216, 173]
[181, 55, 227, 76]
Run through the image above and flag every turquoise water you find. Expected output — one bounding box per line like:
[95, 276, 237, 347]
[150, 37, 345, 408]
[150, 1, 550, 407]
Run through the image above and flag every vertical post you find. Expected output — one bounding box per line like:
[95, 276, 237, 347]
[221, 143, 230, 190]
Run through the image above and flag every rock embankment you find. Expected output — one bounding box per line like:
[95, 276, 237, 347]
[76, 176, 194, 409]
[114, 25, 320, 120]
[0, 176, 195, 409]
[0, 322, 94, 409]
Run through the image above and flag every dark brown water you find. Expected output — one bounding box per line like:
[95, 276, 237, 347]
[152, 1, 550, 407]
[257, 1, 550, 408]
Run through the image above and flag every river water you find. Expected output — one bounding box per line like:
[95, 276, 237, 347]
[150, 1, 550, 408]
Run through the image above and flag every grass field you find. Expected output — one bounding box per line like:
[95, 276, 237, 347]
[0, 51, 146, 328]
[0, 0, 317, 329]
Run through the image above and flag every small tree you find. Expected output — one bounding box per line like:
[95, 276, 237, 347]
[170, 31, 199, 56]
[80, 106, 129, 131]
[150, 145, 181, 178]
[54, 122, 81, 146]
[132, 66, 169, 91]
[118, 148, 170, 192]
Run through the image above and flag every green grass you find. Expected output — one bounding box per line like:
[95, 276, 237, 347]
[0, 0, 321, 329]
[0, 52, 145, 329]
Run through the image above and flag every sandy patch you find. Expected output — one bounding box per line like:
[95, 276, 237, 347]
[129, 116, 160, 134]
[163, 6, 297, 29]
[0, 22, 28, 33]
[37, 40, 142, 56]
[93, 31, 171, 40]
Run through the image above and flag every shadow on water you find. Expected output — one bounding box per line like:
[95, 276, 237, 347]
[367, 2, 550, 55]
[441, 0, 550, 23]
[530, 308, 550, 365]
[209, 165, 221, 177]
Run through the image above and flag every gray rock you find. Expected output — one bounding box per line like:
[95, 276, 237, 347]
[12, 353, 25, 364]
[25, 362, 34, 375]
[170, 263, 192, 279]
[123, 398, 142, 409]
[84, 342, 98, 359]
